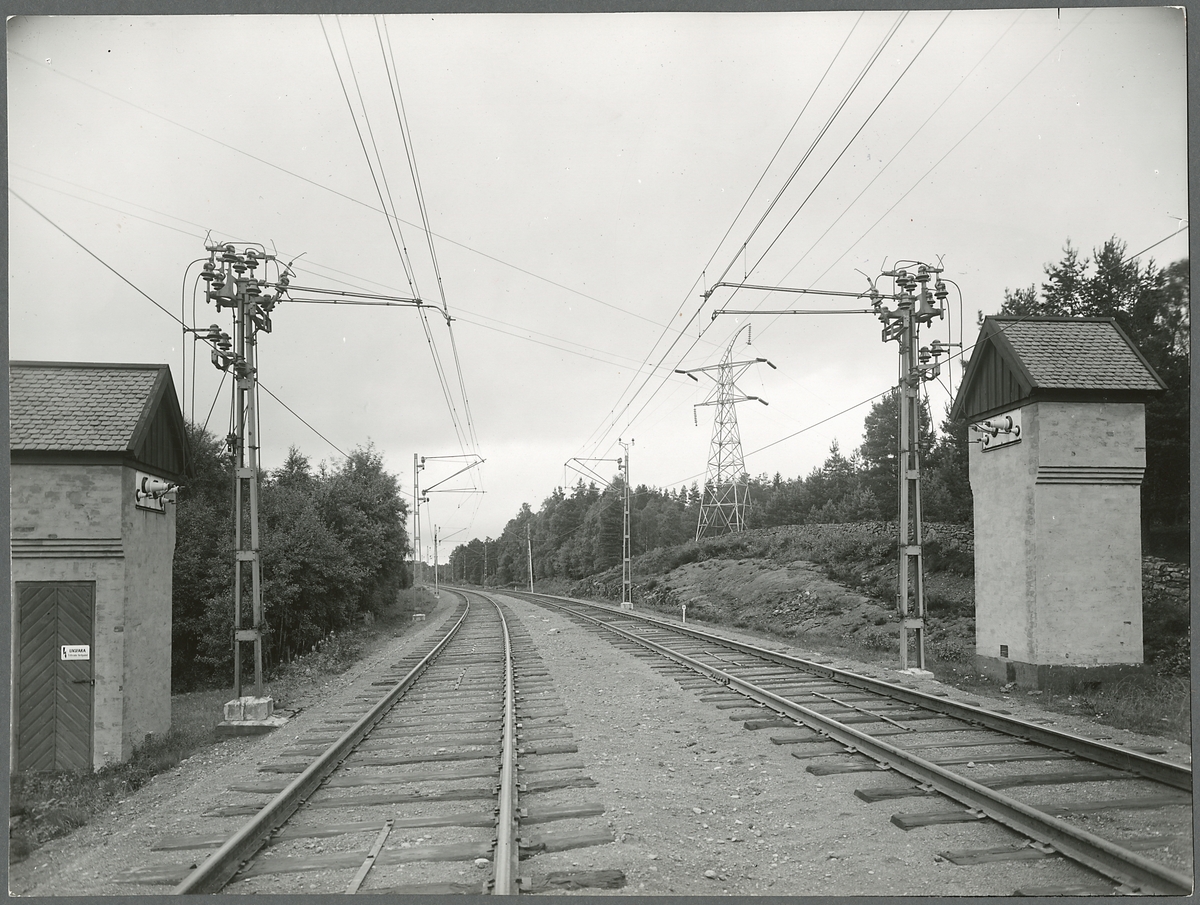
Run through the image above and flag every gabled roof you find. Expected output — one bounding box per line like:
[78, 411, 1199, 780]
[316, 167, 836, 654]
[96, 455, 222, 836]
[950, 317, 1165, 422]
[10, 361, 190, 478]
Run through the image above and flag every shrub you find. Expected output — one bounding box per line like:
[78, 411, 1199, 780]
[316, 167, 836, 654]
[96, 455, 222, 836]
[861, 628, 894, 651]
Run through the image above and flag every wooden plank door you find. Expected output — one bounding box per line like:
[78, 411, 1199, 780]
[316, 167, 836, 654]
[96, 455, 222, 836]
[16, 583, 95, 773]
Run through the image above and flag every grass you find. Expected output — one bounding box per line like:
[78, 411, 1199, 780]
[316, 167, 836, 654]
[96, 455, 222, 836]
[1015, 673, 1191, 743]
[9, 587, 442, 865]
[9, 687, 227, 863]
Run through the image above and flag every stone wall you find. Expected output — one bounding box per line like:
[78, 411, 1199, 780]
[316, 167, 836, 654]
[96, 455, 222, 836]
[1142, 556, 1191, 605]
[770, 521, 974, 555]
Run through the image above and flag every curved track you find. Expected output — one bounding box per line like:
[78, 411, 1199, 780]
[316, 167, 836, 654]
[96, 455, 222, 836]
[512, 590, 1193, 896]
[107, 589, 615, 894]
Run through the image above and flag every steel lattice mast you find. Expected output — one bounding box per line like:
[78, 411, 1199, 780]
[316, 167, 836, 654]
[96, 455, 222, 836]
[677, 327, 775, 541]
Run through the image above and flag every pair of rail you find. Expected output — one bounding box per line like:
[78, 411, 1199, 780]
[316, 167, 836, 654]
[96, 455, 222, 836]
[522, 590, 1193, 897]
[173, 591, 521, 895]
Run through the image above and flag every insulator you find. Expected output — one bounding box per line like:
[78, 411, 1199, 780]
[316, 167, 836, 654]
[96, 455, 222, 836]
[934, 280, 948, 301]
[200, 261, 216, 283]
[244, 249, 259, 270]
[221, 245, 237, 263]
[929, 339, 945, 356]
[246, 279, 261, 297]
[919, 346, 931, 364]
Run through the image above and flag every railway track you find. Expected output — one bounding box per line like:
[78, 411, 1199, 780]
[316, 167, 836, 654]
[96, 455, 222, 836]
[110, 589, 619, 895]
[20, 585, 1190, 896]
[510, 589, 1193, 896]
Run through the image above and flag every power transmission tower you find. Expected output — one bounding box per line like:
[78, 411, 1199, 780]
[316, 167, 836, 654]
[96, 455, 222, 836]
[707, 263, 951, 673]
[677, 327, 775, 541]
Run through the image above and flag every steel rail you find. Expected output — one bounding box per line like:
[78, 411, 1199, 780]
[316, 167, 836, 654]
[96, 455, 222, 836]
[172, 596, 473, 895]
[524, 594, 1193, 896]
[530, 592, 1191, 793]
[485, 593, 520, 894]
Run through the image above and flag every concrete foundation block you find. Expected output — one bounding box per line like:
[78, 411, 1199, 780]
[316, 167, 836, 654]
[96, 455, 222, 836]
[215, 712, 290, 739]
[976, 655, 1142, 692]
[223, 696, 274, 721]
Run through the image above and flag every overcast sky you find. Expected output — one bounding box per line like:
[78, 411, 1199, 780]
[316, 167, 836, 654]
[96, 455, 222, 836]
[8, 9, 1188, 557]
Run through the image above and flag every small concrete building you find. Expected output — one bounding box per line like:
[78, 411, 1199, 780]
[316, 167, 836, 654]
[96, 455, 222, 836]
[950, 317, 1165, 689]
[10, 361, 189, 771]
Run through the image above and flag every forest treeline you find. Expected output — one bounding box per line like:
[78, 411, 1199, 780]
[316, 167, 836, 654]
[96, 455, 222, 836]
[449, 238, 1189, 585]
[172, 430, 410, 692]
[448, 391, 968, 588]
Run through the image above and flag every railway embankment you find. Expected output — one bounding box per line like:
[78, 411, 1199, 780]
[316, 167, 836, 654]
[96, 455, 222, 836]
[545, 523, 1190, 741]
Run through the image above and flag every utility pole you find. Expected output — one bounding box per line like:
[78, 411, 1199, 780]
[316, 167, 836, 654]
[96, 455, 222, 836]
[564, 453, 627, 605]
[433, 526, 440, 598]
[197, 242, 287, 702]
[484, 538, 489, 586]
[413, 454, 425, 586]
[414, 452, 484, 589]
[677, 326, 775, 540]
[618, 438, 633, 609]
[526, 523, 534, 592]
[707, 263, 950, 673]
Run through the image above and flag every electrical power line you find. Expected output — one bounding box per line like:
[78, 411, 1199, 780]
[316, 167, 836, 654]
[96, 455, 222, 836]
[11, 188, 349, 459]
[577, 14, 912, 463]
[8, 48, 689, 347]
[322, 16, 475, 464]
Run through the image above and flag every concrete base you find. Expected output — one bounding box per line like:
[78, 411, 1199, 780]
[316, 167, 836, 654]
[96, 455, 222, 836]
[224, 695, 274, 721]
[975, 655, 1143, 692]
[215, 713, 290, 738]
[216, 696, 285, 738]
[898, 668, 935, 678]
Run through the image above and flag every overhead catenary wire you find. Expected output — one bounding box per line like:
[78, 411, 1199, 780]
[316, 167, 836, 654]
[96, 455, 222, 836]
[322, 16, 476, 469]
[578, 14, 911, 463]
[708, 12, 907, 295]
[579, 10, 868, 444]
[762, 10, 1020, 305]
[378, 15, 481, 460]
[17, 165, 669, 389]
[320, 16, 416, 294]
[12, 188, 350, 460]
[810, 8, 1097, 291]
[8, 63, 705, 352]
[732, 12, 951, 297]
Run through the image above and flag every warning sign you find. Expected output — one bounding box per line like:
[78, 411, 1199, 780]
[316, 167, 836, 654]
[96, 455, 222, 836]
[60, 645, 90, 661]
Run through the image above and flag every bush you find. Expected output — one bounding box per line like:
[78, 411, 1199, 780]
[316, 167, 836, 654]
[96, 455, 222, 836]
[861, 628, 894, 651]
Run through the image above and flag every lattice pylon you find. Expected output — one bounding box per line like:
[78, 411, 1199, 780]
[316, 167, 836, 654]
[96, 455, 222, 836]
[676, 329, 774, 541]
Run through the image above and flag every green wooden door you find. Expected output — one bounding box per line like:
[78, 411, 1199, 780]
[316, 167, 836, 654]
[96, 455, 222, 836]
[17, 583, 95, 772]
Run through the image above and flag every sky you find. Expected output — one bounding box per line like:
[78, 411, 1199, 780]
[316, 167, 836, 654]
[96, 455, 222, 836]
[7, 9, 1189, 560]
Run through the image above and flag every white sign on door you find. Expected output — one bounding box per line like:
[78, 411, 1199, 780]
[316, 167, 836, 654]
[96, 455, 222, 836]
[60, 645, 90, 661]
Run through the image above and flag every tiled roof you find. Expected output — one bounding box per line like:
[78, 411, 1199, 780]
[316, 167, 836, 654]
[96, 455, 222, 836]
[10, 362, 165, 452]
[992, 317, 1164, 392]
